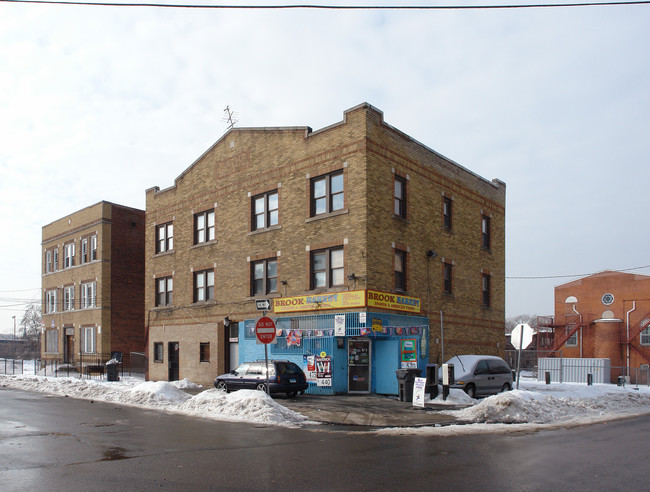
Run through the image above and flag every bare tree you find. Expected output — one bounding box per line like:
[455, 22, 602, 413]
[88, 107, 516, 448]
[505, 314, 538, 334]
[20, 303, 41, 355]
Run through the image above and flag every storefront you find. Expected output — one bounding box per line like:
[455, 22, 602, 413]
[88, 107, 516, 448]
[238, 290, 429, 395]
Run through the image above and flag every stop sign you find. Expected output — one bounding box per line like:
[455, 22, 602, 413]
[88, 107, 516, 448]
[255, 316, 277, 344]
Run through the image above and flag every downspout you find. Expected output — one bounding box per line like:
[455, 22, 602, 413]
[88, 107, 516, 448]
[626, 301, 636, 377]
[572, 304, 582, 358]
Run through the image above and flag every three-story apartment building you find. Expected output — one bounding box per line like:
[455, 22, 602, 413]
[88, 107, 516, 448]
[145, 103, 506, 392]
[41, 202, 145, 367]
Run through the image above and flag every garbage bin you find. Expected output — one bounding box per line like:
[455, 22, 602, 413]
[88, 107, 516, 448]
[425, 363, 439, 398]
[106, 361, 120, 382]
[395, 368, 422, 402]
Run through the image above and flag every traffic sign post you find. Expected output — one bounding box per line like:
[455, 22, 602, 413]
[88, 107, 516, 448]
[255, 316, 277, 395]
[511, 323, 534, 389]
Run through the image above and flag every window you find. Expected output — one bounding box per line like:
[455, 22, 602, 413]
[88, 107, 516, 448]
[251, 258, 278, 296]
[82, 326, 96, 353]
[155, 277, 173, 307]
[566, 326, 578, 346]
[46, 289, 57, 313]
[482, 273, 491, 307]
[311, 171, 344, 216]
[443, 262, 453, 294]
[90, 235, 98, 261]
[200, 342, 210, 363]
[481, 215, 491, 250]
[81, 238, 89, 264]
[53, 248, 59, 271]
[156, 222, 174, 253]
[194, 210, 215, 244]
[640, 320, 650, 345]
[64, 242, 75, 268]
[81, 282, 96, 309]
[63, 286, 75, 311]
[153, 342, 164, 362]
[194, 270, 215, 303]
[252, 191, 278, 231]
[45, 250, 52, 273]
[394, 176, 406, 218]
[311, 247, 344, 289]
[443, 197, 453, 229]
[45, 329, 58, 353]
[394, 249, 407, 291]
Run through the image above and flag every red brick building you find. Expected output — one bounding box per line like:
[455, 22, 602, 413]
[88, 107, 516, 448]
[538, 271, 650, 377]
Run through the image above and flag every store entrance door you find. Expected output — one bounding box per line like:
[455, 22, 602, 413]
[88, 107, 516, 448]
[348, 339, 371, 393]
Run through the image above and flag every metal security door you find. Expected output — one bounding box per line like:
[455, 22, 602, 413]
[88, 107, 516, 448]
[348, 339, 371, 393]
[168, 342, 179, 381]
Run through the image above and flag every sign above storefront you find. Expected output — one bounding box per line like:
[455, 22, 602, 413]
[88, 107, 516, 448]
[272, 290, 421, 314]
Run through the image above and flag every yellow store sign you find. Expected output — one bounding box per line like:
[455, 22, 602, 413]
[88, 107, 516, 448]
[273, 290, 421, 314]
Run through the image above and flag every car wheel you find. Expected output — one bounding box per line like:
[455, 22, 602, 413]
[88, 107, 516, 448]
[464, 383, 476, 398]
[286, 391, 298, 398]
[256, 383, 268, 392]
[215, 381, 228, 393]
[501, 383, 512, 392]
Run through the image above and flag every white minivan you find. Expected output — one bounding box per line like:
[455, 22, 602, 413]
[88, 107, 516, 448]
[441, 355, 513, 398]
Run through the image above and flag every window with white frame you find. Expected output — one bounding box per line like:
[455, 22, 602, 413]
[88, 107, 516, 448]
[46, 328, 59, 353]
[565, 325, 578, 346]
[81, 238, 89, 264]
[53, 248, 59, 271]
[64, 242, 75, 268]
[311, 247, 344, 289]
[46, 289, 57, 313]
[193, 270, 215, 303]
[81, 282, 96, 309]
[252, 191, 279, 231]
[82, 326, 96, 353]
[156, 277, 173, 307]
[251, 258, 278, 296]
[63, 285, 75, 311]
[641, 319, 650, 345]
[90, 235, 98, 261]
[156, 222, 173, 253]
[311, 171, 344, 216]
[194, 210, 215, 244]
[481, 215, 491, 250]
[45, 250, 52, 273]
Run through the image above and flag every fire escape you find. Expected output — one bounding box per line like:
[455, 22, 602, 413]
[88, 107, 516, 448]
[621, 314, 650, 365]
[536, 314, 588, 355]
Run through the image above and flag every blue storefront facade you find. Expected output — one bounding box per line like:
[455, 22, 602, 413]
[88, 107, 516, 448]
[239, 304, 429, 395]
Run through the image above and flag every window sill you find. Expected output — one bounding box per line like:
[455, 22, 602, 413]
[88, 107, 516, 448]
[481, 246, 492, 254]
[153, 360, 164, 363]
[153, 250, 175, 258]
[191, 240, 218, 250]
[391, 214, 409, 224]
[191, 300, 217, 307]
[246, 293, 281, 301]
[152, 305, 175, 311]
[248, 225, 282, 236]
[306, 208, 349, 223]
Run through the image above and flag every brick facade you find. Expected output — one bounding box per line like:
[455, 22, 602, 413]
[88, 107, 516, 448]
[41, 202, 145, 363]
[145, 104, 506, 386]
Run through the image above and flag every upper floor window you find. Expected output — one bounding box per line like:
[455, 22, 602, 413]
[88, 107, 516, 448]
[156, 277, 173, 307]
[311, 171, 344, 216]
[481, 215, 491, 250]
[64, 243, 75, 268]
[194, 210, 215, 244]
[90, 235, 98, 261]
[81, 282, 96, 309]
[311, 247, 344, 289]
[394, 249, 407, 291]
[63, 285, 75, 311]
[394, 176, 406, 218]
[443, 262, 453, 294]
[156, 222, 174, 253]
[81, 238, 89, 264]
[443, 197, 453, 230]
[482, 273, 491, 307]
[640, 320, 650, 345]
[565, 326, 578, 346]
[252, 191, 278, 231]
[194, 269, 215, 303]
[45, 248, 58, 273]
[45, 289, 57, 313]
[251, 258, 278, 296]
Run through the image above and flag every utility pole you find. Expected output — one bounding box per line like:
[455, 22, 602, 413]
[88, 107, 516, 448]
[12, 315, 16, 360]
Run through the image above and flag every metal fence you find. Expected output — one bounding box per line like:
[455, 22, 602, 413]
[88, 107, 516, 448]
[0, 351, 146, 379]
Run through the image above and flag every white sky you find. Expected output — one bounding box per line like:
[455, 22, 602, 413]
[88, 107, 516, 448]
[1, 0, 649, 333]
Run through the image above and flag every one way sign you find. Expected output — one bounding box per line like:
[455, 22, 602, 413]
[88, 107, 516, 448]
[255, 299, 271, 311]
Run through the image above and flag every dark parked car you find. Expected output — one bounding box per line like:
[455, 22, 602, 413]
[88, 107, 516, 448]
[214, 360, 308, 397]
[440, 355, 513, 398]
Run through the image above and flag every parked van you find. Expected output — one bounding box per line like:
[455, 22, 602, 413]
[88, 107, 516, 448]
[441, 355, 513, 398]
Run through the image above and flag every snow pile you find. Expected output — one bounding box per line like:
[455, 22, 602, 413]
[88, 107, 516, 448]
[0, 374, 307, 427]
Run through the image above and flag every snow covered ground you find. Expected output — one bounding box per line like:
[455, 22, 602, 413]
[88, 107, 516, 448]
[1, 371, 649, 434]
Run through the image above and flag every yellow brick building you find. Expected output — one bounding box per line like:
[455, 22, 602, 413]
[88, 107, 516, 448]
[145, 103, 505, 392]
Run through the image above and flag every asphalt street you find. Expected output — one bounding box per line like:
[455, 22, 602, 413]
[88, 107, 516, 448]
[1, 387, 648, 491]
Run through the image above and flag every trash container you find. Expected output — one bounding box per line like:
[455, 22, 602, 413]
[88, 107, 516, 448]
[106, 361, 120, 382]
[395, 368, 422, 402]
[425, 363, 439, 398]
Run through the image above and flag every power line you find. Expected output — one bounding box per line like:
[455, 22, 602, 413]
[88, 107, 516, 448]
[1, 0, 649, 9]
[507, 264, 650, 280]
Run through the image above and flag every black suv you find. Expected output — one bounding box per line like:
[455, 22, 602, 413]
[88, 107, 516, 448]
[214, 360, 308, 397]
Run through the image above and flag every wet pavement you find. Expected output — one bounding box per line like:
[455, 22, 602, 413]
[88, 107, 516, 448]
[279, 393, 466, 428]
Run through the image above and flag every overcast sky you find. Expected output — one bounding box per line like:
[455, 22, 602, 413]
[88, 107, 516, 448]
[1, 0, 648, 335]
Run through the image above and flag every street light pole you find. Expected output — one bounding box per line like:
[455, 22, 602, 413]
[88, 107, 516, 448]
[12, 315, 16, 361]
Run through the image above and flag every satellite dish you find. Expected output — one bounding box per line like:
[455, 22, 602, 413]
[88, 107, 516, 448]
[565, 296, 578, 304]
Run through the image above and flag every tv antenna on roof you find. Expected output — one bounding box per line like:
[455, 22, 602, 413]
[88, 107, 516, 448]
[223, 106, 238, 130]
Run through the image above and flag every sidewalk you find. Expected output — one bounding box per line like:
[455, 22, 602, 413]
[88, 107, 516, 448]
[280, 393, 464, 428]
